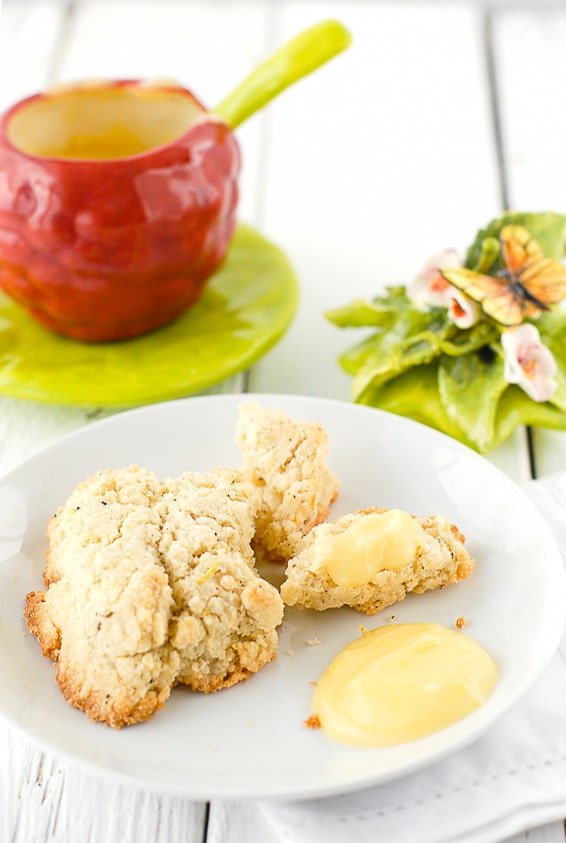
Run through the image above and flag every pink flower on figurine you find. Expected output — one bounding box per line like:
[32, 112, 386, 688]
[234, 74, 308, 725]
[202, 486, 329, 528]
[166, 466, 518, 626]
[407, 249, 460, 308]
[407, 249, 481, 328]
[501, 323, 557, 402]
[446, 290, 482, 329]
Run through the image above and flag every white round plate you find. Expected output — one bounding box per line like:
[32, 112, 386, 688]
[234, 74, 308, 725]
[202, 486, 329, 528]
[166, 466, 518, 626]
[0, 394, 564, 800]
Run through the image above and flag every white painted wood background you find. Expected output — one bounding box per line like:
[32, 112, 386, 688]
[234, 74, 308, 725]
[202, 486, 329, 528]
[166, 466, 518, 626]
[0, 1, 565, 841]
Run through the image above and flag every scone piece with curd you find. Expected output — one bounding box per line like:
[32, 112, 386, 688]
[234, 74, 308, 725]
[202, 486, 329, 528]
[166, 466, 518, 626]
[236, 402, 339, 562]
[25, 465, 284, 728]
[280, 507, 475, 615]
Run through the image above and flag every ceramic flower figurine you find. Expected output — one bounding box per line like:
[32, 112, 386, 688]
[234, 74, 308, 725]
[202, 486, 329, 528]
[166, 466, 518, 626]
[327, 211, 566, 453]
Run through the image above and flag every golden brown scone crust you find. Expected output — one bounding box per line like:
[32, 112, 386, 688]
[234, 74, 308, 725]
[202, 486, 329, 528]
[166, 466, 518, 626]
[236, 402, 339, 562]
[25, 465, 283, 728]
[280, 507, 475, 615]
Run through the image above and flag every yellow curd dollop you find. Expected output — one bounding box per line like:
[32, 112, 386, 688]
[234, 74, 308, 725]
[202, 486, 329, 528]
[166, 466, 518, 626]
[313, 509, 425, 587]
[312, 622, 498, 746]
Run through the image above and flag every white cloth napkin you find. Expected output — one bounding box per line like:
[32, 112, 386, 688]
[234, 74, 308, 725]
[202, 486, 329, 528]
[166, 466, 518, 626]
[244, 473, 566, 843]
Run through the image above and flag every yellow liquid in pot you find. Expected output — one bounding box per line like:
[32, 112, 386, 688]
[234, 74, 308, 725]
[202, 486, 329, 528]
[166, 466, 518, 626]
[8, 84, 204, 159]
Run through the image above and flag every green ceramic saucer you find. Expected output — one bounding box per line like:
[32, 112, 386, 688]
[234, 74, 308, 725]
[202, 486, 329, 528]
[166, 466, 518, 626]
[0, 224, 298, 407]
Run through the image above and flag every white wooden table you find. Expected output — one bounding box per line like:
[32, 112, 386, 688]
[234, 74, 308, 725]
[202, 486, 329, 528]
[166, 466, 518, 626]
[0, 1, 565, 841]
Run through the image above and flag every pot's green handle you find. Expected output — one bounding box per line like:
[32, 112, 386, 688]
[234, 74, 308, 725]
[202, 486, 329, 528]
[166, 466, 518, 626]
[213, 19, 351, 129]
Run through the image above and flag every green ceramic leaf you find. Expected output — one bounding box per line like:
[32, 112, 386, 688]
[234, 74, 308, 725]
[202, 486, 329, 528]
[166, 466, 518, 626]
[438, 349, 508, 453]
[338, 334, 390, 377]
[538, 309, 566, 413]
[351, 333, 436, 400]
[355, 363, 473, 447]
[493, 385, 566, 446]
[346, 309, 453, 399]
[438, 321, 500, 356]
[0, 224, 298, 407]
[326, 286, 410, 328]
[349, 351, 566, 453]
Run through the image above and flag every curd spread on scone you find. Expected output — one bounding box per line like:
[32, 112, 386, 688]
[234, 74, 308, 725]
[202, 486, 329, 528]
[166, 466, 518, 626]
[311, 622, 498, 746]
[281, 508, 475, 615]
[311, 509, 425, 586]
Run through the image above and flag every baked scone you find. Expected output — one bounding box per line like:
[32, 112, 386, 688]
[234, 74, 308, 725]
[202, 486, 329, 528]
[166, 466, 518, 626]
[280, 507, 475, 615]
[25, 466, 177, 729]
[25, 465, 283, 728]
[236, 402, 339, 561]
[157, 470, 283, 692]
[158, 468, 260, 568]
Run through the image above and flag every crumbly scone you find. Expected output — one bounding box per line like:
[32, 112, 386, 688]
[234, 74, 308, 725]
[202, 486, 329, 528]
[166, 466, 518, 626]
[26, 466, 178, 728]
[157, 469, 283, 692]
[235, 402, 340, 562]
[164, 548, 284, 691]
[25, 465, 283, 728]
[280, 507, 475, 615]
[158, 468, 259, 567]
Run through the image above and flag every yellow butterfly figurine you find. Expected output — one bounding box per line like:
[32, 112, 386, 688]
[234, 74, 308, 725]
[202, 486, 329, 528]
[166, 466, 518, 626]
[440, 224, 566, 327]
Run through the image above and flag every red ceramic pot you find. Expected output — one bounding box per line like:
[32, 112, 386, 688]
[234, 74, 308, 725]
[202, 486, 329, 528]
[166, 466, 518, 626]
[0, 80, 240, 341]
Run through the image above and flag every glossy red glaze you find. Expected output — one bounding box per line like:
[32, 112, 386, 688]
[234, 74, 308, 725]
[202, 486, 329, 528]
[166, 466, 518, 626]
[0, 82, 240, 341]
